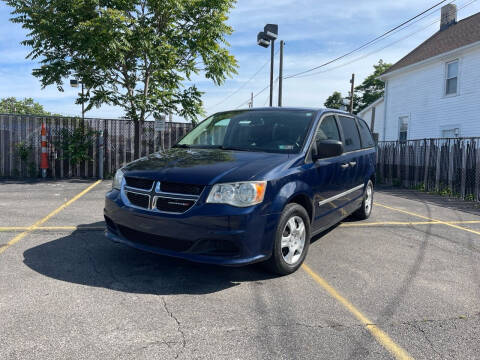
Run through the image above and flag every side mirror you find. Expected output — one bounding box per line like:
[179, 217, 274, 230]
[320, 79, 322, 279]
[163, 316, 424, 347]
[312, 140, 344, 160]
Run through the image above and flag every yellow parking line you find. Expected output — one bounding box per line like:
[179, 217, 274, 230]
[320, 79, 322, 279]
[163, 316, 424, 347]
[4, 220, 479, 232]
[0, 180, 102, 255]
[376, 203, 480, 236]
[341, 221, 435, 227]
[340, 220, 480, 227]
[0, 227, 30, 232]
[302, 264, 413, 360]
[0, 226, 105, 231]
[35, 226, 105, 231]
[0, 226, 105, 232]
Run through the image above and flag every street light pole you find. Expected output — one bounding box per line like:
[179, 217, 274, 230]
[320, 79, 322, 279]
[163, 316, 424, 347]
[70, 78, 85, 120]
[269, 39, 275, 107]
[257, 24, 278, 108]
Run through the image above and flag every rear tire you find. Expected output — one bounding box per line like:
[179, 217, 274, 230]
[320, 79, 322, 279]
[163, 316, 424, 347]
[265, 203, 310, 276]
[353, 180, 373, 220]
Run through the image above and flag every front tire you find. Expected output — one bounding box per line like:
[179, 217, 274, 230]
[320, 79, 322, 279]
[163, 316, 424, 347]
[266, 203, 310, 275]
[353, 180, 373, 220]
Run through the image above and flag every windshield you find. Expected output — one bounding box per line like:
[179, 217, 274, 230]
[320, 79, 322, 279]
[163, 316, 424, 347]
[177, 110, 315, 153]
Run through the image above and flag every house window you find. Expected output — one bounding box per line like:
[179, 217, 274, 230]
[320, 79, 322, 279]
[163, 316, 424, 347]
[441, 128, 460, 138]
[445, 60, 458, 95]
[398, 116, 408, 142]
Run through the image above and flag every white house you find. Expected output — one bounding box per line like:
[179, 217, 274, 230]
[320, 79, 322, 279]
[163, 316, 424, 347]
[358, 96, 384, 141]
[379, 4, 480, 141]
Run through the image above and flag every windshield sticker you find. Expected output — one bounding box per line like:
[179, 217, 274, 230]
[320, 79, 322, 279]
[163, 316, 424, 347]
[278, 145, 294, 150]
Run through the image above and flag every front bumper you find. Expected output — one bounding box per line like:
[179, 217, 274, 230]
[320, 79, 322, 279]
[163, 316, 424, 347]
[104, 189, 279, 266]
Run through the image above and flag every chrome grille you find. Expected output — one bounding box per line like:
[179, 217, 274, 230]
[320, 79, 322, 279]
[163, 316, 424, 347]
[122, 178, 201, 213]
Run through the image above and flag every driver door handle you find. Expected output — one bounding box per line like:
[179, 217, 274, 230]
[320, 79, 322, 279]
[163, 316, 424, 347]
[349, 161, 357, 167]
[340, 163, 349, 169]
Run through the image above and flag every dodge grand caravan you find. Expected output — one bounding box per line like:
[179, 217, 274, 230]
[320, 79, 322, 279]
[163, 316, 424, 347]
[104, 108, 376, 275]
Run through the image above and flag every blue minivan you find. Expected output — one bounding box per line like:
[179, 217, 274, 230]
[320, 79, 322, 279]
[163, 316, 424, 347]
[104, 108, 376, 275]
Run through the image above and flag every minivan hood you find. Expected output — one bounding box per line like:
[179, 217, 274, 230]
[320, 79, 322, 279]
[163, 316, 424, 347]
[123, 148, 292, 185]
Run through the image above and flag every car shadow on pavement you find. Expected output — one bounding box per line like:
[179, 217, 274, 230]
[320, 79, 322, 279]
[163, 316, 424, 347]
[23, 221, 276, 295]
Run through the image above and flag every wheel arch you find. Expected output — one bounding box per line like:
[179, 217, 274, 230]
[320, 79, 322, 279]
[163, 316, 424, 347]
[269, 179, 314, 224]
[287, 193, 313, 224]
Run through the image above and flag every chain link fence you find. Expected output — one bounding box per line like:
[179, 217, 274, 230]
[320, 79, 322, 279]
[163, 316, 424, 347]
[377, 138, 480, 200]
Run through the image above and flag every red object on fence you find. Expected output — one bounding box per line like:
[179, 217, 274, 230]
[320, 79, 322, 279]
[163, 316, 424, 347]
[40, 122, 48, 170]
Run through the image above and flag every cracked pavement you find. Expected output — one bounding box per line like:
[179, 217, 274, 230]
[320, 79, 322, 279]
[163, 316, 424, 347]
[1, 180, 480, 359]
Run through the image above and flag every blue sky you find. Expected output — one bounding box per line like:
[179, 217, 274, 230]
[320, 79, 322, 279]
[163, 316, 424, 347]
[1, 0, 479, 121]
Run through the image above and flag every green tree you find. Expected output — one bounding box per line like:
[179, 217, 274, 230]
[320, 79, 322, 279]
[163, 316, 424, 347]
[0, 97, 52, 115]
[324, 91, 344, 109]
[324, 91, 360, 111]
[354, 59, 392, 113]
[6, 0, 238, 158]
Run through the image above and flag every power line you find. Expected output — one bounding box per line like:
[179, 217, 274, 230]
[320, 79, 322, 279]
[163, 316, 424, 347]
[217, 0, 474, 110]
[235, 84, 269, 109]
[207, 48, 280, 112]
[264, 77, 279, 106]
[288, 0, 475, 79]
[283, 0, 450, 79]
[235, 76, 280, 109]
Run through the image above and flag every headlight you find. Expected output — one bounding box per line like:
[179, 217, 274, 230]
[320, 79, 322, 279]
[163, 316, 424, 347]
[206, 181, 267, 207]
[112, 169, 125, 190]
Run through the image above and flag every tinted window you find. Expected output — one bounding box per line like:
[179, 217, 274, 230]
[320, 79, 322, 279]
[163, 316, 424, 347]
[316, 115, 340, 142]
[357, 119, 375, 148]
[338, 116, 361, 152]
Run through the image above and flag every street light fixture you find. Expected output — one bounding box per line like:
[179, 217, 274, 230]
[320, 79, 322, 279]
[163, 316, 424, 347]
[70, 78, 85, 121]
[263, 24, 278, 41]
[257, 24, 278, 107]
[257, 32, 270, 48]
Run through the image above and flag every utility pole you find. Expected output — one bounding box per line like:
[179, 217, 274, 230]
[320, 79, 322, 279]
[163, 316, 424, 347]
[278, 40, 284, 107]
[370, 106, 376, 131]
[249, 92, 254, 108]
[349, 73, 355, 114]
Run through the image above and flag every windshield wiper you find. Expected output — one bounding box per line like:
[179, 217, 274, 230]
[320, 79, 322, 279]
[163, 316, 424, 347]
[220, 146, 254, 152]
[173, 144, 190, 148]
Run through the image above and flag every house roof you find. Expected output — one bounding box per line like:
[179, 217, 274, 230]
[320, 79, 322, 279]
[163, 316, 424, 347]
[383, 11, 480, 75]
[358, 97, 384, 117]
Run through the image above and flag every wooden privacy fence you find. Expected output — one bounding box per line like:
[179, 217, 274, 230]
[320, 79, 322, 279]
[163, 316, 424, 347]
[377, 138, 480, 200]
[0, 114, 192, 179]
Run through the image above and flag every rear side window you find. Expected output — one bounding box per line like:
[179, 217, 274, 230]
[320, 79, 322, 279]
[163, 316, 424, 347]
[338, 116, 361, 152]
[356, 119, 375, 148]
[316, 115, 340, 141]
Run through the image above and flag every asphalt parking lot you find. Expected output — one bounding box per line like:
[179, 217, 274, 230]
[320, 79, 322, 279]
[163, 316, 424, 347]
[1, 180, 480, 359]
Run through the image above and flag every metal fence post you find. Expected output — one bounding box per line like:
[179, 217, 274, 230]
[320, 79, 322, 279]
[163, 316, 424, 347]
[448, 141, 454, 192]
[423, 139, 430, 191]
[404, 143, 409, 187]
[461, 141, 467, 199]
[99, 130, 104, 179]
[475, 141, 480, 201]
[435, 143, 441, 192]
